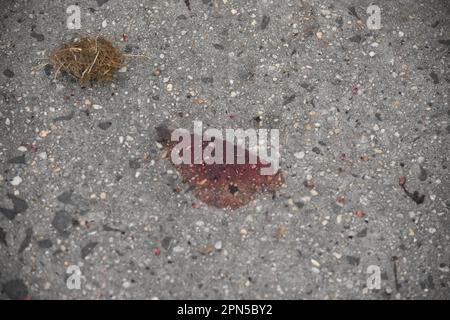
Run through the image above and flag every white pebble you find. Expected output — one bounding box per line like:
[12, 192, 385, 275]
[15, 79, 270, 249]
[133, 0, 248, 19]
[11, 176, 22, 186]
[214, 241, 222, 250]
[311, 259, 321, 267]
[294, 151, 305, 159]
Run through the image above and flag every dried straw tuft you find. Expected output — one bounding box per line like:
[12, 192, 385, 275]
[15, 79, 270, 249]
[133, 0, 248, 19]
[49, 36, 124, 84]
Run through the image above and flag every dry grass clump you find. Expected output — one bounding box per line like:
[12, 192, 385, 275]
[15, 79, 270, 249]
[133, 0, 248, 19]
[49, 36, 124, 84]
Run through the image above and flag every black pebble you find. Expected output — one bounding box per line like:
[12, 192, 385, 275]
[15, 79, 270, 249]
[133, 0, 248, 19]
[8, 154, 26, 164]
[0, 227, 7, 246]
[430, 72, 439, 84]
[96, 0, 109, 6]
[3, 68, 14, 78]
[81, 241, 98, 259]
[129, 159, 141, 169]
[346, 255, 360, 266]
[349, 34, 362, 43]
[98, 121, 112, 130]
[44, 64, 53, 76]
[18, 227, 33, 253]
[0, 193, 28, 220]
[212, 43, 225, 50]
[37, 239, 53, 249]
[52, 210, 72, 236]
[30, 31, 44, 42]
[260, 15, 270, 30]
[57, 190, 74, 204]
[282, 94, 296, 106]
[161, 236, 174, 251]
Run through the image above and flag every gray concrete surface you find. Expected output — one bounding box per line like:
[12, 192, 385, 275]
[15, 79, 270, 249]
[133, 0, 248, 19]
[0, 0, 449, 299]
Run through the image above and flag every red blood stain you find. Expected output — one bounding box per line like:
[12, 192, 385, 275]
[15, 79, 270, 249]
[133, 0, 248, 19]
[122, 34, 129, 42]
[355, 210, 365, 218]
[157, 125, 284, 210]
[153, 247, 161, 256]
[191, 202, 200, 209]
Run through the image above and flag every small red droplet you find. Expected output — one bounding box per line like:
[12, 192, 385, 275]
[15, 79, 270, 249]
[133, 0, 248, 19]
[153, 247, 161, 256]
[355, 210, 366, 218]
[352, 85, 359, 95]
[192, 202, 200, 209]
[399, 176, 406, 187]
[123, 34, 129, 42]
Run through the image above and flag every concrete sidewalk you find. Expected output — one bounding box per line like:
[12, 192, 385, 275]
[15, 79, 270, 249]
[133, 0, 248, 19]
[0, 0, 449, 299]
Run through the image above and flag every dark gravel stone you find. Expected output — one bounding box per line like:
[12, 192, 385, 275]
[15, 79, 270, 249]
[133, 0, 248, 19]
[212, 43, 225, 50]
[44, 64, 53, 76]
[346, 255, 360, 266]
[30, 31, 44, 41]
[3, 68, 14, 78]
[260, 15, 270, 30]
[52, 210, 72, 236]
[8, 154, 26, 164]
[161, 236, 174, 251]
[37, 239, 53, 249]
[57, 190, 74, 204]
[96, 0, 109, 6]
[312, 147, 322, 155]
[103, 225, 124, 234]
[53, 111, 75, 122]
[81, 241, 98, 259]
[347, 6, 360, 19]
[430, 72, 439, 84]
[300, 82, 314, 92]
[349, 34, 362, 43]
[2, 279, 28, 300]
[98, 121, 112, 130]
[18, 227, 33, 253]
[0, 193, 28, 220]
[356, 228, 367, 238]
[375, 113, 382, 121]
[129, 159, 141, 169]
[0, 227, 7, 246]
[155, 124, 171, 143]
[282, 94, 296, 106]
[294, 201, 305, 209]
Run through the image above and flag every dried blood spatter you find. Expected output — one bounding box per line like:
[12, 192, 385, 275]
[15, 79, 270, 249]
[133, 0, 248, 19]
[158, 127, 283, 210]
